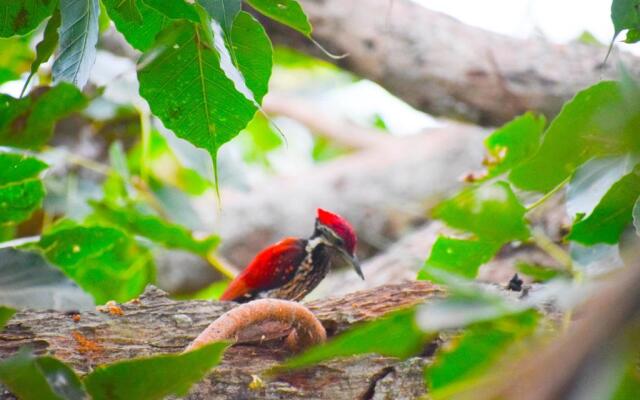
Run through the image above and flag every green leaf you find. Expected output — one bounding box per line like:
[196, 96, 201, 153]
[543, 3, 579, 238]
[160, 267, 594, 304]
[102, 0, 169, 51]
[52, 0, 100, 88]
[138, 21, 257, 186]
[0, 347, 86, 400]
[0, 36, 34, 85]
[0, 152, 47, 226]
[633, 196, 640, 236]
[0, 83, 87, 149]
[515, 262, 565, 282]
[433, 181, 530, 242]
[230, 11, 273, 104]
[426, 311, 539, 399]
[611, 0, 640, 40]
[34, 222, 155, 303]
[0, 0, 57, 37]
[22, 11, 61, 95]
[510, 81, 640, 193]
[282, 307, 430, 370]
[197, 0, 241, 35]
[568, 168, 640, 245]
[483, 112, 545, 178]
[246, 0, 312, 36]
[418, 237, 500, 282]
[0, 306, 15, 330]
[84, 341, 229, 400]
[625, 27, 640, 43]
[612, 349, 640, 400]
[142, 0, 198, 22]
[88, 200, 220, 256]
[567, 154, 640, 218]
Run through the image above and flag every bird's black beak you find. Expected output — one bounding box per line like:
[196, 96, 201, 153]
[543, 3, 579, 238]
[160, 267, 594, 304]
[337, 247, 364, 280]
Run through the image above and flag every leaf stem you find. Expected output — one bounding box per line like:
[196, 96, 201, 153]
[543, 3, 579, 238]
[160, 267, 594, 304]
[0, 236, 41, 249]
[531, 228, 574, 274]
[205, 251, 238, 280]
[139, 108, 151, 183]
[525, 176, 570, 213]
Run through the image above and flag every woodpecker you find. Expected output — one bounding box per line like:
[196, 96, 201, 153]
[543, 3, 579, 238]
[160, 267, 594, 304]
[220, 208, 363, 302]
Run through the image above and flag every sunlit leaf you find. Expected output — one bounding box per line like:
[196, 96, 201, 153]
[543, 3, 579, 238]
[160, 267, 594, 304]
[282, 307, 430, 370]
[230, 11, 273, 104]
[567, 154, 640, 218]
[433, 181, 530, 243]
[0, 36, 34, 85]
[88, 200, 220, 256]
[0, 347, 86, 400]
[142, 0, 198, 22]
[568, 168, 640, 245]
[418, 237, 500, 283]
[52, 0, 100, 88]
[426, 311, 539, 399]
[33, 221, 155, 304]
[246, 0, 312, 36]
[197, 0, 241, 36]
[0, 83, 87, 149]
[611, 349, 640, 400]
[0, 152, 47, 226]
[102, 0, 169, 51]
[611, 0, 640, 41]
[0, 306, 15, 330]
[510, 81, 640, 193]
[23, 11, 61, 94]
[84, 341, 229, 400]
[138, 20, 257, 187]
[0, 0, 56, 37]
[483, 112, 545, 178]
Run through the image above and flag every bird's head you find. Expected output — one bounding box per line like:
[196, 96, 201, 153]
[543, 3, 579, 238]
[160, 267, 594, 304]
[314, 208, 364, 280]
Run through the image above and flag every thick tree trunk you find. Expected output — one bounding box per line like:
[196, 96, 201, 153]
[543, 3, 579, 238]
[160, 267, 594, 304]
[0, 282, 443, 399]
[258, 0, 640, 126]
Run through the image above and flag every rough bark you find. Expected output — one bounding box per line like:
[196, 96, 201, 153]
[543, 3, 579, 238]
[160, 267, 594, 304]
[214, 124, 486, 268]
[258, 0, 640, 126]
[0, 282, 444, 399]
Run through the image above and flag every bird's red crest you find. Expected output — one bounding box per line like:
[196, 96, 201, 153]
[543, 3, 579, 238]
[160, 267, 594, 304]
[316, 208, 357, 255]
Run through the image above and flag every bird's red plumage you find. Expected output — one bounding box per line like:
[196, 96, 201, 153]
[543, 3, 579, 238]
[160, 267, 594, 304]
[220, 237, 307, 301]
[317, 208, 357, 255]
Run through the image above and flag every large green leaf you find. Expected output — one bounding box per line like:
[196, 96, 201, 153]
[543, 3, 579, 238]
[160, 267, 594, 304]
[567, 154, 640, 218]
[611, 0, 640, 42]
[52, 0, 100, 88]
[0, 36, 34, 84]
[102, 0, 169, 51]
[88, 200, 220, 256]
[568, 168, 640, 245]
[483, 112, 545, 179]
[418, 237, 500, 283]
[510, 81, 640, 193]
[197, 0, 241, 36]
[246, 0, 311, 36]
[138, 21, 257, 183]
[426, 311, 539, 399]
[230, 11, 273, 104]
[84, 341, 229, 400]
[34, 222, 155, 303]
[0, 83, 87, 149]
[0, 0, 57, 37]
[282, 307, 430, 370]
[142, 0, 198, 22]
[0, 348, 86, 400]
[22, 11, 61, 95]
[0, 152, 47, 226]
[0, 306, 15, 330]
[433, 181, 530, 243]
